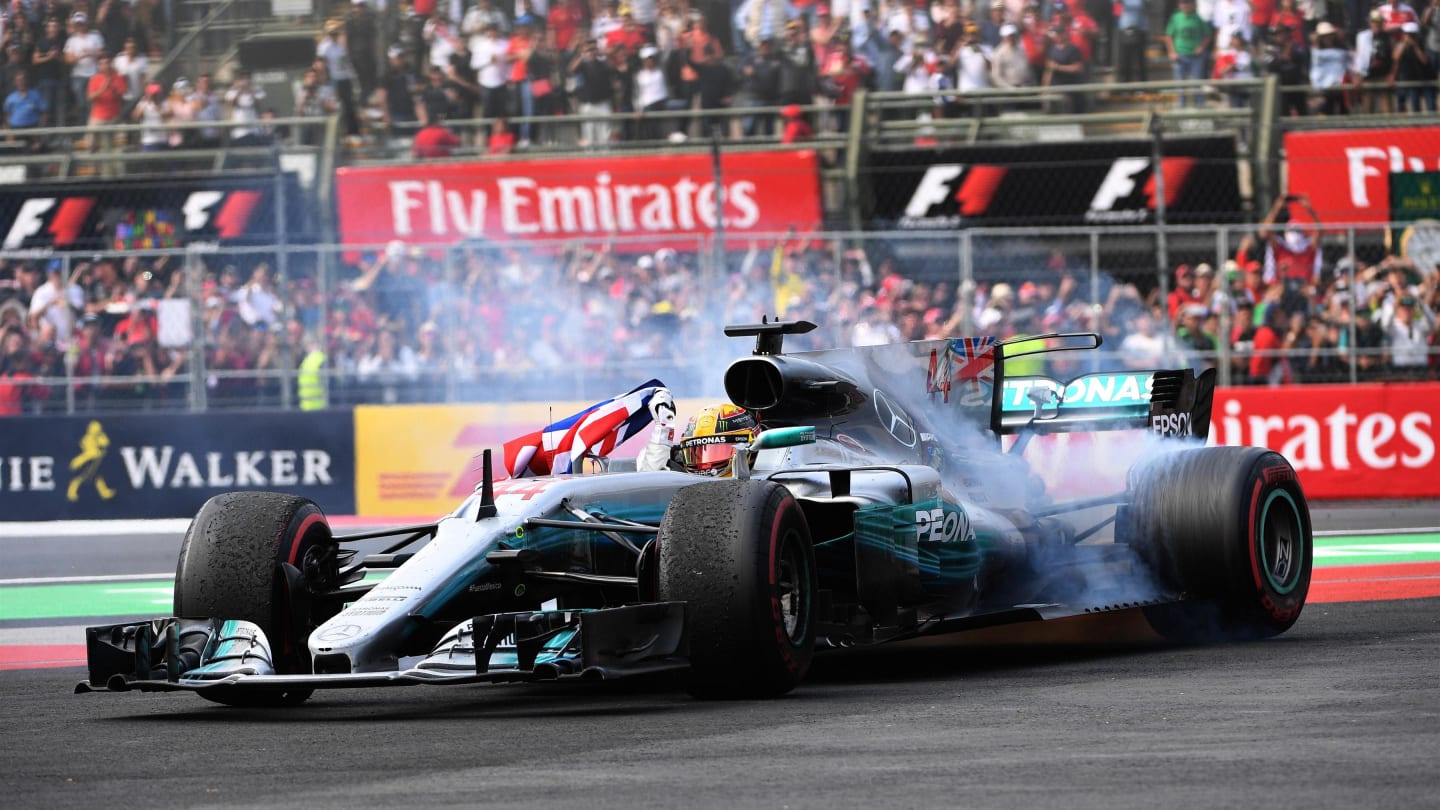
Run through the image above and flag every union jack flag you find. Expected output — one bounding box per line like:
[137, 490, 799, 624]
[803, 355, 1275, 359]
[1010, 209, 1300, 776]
[502, 379, 668, 478]
[928, 337, 996, 404]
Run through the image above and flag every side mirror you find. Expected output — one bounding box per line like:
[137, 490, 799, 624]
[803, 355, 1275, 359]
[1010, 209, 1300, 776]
[751, 426, 816, 451]
[733, 426, 815, 480]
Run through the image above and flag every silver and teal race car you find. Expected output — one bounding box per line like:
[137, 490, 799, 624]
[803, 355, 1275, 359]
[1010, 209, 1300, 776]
[78, 320, 1312, 706]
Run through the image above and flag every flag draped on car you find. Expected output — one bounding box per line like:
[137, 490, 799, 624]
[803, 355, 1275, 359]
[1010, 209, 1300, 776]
[502, 379, 668, 478]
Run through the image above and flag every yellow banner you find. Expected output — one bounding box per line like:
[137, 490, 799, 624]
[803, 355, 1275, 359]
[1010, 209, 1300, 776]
[354, 399, 707, 517]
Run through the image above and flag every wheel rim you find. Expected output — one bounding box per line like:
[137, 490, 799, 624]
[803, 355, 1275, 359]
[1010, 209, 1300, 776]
[775, 528, 811, 644]
[1259, 489, 1305, 595]
[298, 542, 337, 595]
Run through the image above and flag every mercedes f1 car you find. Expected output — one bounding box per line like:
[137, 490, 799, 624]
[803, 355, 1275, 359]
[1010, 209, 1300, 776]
[79, 321, 1312, 706]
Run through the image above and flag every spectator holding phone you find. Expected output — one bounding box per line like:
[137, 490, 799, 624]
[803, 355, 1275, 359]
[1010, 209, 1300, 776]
[131, 81, 170, 152]
[1391, 21, 1432, 112]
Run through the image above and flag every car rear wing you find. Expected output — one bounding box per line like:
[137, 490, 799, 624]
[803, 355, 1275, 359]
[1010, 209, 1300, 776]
[990, 335, 1216, 442]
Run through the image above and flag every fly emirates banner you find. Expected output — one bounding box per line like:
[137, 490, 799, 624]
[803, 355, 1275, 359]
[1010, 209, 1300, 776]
[1010, 383, 1437, 502]
[334, 151, 824, 251]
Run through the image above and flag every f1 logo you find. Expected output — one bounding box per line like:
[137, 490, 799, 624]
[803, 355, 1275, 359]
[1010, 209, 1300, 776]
[1089, 157, 1150, 212]
[904, 164, 965, 218]
[3, 197, 95, 249]
[3, 198, 55, 249]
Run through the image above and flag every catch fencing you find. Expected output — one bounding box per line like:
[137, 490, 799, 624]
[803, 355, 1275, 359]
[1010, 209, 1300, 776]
[1, 220, 1435, 417]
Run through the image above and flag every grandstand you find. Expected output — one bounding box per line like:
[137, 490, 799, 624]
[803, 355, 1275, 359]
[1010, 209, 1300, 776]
[0, 0, 1438, 416]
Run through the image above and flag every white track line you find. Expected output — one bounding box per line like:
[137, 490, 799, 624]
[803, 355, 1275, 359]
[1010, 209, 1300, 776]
[0, 573, 174, 586]
[1313, 527, 1440, 537]
[0, 515, 418, 538]
[0, 519, 193, 538]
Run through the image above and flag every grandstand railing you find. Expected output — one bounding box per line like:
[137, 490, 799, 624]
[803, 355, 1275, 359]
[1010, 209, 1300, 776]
[2, 222, 1434, 416]
[0, 116, 339, 184]
[8, 79, 1437, 221]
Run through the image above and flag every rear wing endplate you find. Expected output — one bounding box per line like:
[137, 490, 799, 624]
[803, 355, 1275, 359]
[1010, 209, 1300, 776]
[991, 342, 1215, 442]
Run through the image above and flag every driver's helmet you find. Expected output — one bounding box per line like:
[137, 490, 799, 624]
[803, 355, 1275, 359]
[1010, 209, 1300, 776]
[679, 403, 759, 477]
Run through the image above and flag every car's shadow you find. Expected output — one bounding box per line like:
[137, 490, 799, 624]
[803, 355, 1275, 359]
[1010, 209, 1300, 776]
[91, 609, 1306, 724]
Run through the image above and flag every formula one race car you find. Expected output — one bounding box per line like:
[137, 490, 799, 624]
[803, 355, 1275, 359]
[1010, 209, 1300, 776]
[79, 321, 1312, 706]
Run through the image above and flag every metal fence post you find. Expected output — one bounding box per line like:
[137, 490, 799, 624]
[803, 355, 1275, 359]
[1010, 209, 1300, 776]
[444, 243, 460, 403]
[1215, 227, 1231, 387]
[187, 247, 208, 411]
[1088, 231, 1102, 373]
[316, 245, 331, 409]
[273, 156, 293, 408]
[61, 253, 76, 414]
[1347, 225, 1358, 385]
[959, 230, 974, 336]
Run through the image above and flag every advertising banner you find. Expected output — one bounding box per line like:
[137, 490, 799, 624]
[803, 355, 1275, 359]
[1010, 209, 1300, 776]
[1283, 126, 1440, 224]
[863, 136, 1241, 229]
[354, 398, 707, 517]
[1211, 383, 1438, 500]
[0, 411, 355, 520]
[993, 383, 1438, 502]
[0, 174, 310, 252]
[333, 151, 823, 252]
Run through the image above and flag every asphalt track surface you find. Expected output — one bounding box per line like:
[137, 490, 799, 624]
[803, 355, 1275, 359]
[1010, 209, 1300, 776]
[2, 504, 1439, 809]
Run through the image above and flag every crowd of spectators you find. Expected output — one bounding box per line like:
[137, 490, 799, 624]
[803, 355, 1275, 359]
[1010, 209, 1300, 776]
[1, 2, 1438, 414]
[6, 0, 1438, 155]
[368, 0, 1440, 148]
[2, 203, 1437, 415]
[1162, 0, 1440, 114]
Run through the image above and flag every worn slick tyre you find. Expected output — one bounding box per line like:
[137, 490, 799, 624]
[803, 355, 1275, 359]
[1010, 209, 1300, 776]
[174, 492, 337, 706]
[657, 480, 816, 699]
[1128, 447, 1312, 642]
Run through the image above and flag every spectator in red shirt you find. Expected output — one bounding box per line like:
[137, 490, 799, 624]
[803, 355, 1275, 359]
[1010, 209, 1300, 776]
[414, 113, 462, 157]
[821, 40, 868, 129]
[1250, 0, 1277, 28]
[1166, 263, 1202, 320]
[605, 8, 649, 57]
[1020, 6, 1049, 68]
[487, 116, 517, 153]
[546, 0, 584, 55]
[86, 53, 128, 152]
[1249, 192, 1322, 284]
[780, 103, 813, 143]
[1249, 302, 1290, 385]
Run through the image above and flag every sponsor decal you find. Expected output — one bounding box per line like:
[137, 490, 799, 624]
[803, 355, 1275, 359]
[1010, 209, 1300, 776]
[1000, 373, 1154, 411]
[871, 389, 918, 447]
[493, 477, 552, 501]
[1283, 127, 1440, 224]
[66, 421, 116, 501]
[1150, 411, 1192, 438]
[867, 137, 1240, 228]
[334, 152, 822, 251]
[0, 176, 306, 250]
[914, 503, 974, 544]
[316, 625, 363, 642]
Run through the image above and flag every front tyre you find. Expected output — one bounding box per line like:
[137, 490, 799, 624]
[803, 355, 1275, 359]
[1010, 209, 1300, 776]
[657, 480, 816, 699]
[1128, 447, 1312, 642]
[174, 492, 338, 706]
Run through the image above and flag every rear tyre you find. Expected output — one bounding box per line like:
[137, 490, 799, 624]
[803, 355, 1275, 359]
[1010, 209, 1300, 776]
[1128, 447, 1312, 642]
[174, 492, 338, 706]
[657, 480, 816, 699]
